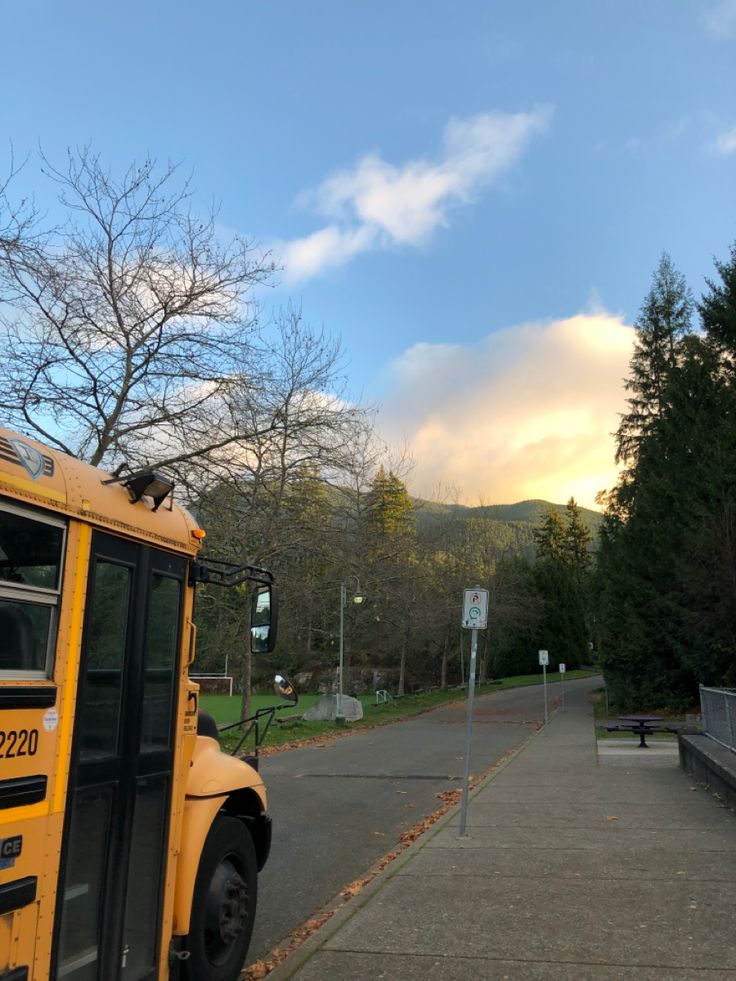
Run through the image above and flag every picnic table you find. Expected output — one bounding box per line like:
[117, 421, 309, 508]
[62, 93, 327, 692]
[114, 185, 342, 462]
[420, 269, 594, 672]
[598, 714, 668, 748]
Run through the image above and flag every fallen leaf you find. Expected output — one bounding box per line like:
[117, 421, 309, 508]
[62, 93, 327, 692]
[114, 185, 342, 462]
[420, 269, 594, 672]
[437, 790, 462, 804]
[243, 962, 268, 980]
[341, 881, 364, 900]
[606, 816, 619, 822]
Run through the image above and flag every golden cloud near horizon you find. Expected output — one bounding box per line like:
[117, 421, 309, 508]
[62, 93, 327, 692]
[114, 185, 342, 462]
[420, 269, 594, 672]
[376, 312, 634, 511]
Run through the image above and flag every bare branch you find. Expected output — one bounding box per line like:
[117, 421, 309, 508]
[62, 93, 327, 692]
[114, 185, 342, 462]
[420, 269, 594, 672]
[0, 148, 277, 471]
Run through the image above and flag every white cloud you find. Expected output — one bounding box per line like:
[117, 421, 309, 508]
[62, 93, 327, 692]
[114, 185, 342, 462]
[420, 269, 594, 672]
[279, 225, 376, 280]
[714, 126, 736, 155]
[281, 106, 553, 283]
[701, 0, 736, 37]
[375, 311, 634, 510]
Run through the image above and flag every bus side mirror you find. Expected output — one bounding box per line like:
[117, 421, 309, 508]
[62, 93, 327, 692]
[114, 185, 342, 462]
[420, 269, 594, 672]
[250, 584, 278, 654]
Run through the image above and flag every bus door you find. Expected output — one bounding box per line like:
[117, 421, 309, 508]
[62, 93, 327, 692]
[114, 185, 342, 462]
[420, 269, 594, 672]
[53, 532, 185, 981]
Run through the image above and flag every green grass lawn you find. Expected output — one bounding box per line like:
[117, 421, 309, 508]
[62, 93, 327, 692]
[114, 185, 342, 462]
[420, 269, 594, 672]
[199, 669, 600, 754]
[199, 691, 323, 725]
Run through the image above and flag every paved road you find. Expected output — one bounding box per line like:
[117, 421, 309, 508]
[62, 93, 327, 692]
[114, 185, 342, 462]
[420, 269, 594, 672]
[248, 679, 573, 964]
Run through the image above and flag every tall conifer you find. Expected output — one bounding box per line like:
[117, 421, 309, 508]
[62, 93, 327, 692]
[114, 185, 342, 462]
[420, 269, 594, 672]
[616, 253, 693, 468]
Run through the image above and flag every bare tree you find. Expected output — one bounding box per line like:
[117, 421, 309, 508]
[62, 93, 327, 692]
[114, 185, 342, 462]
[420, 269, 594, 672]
[0, 148, 275, 471]
[194, 306, 373, 719]
[220, 305, 369, 518]
[0, 151, 40, 297]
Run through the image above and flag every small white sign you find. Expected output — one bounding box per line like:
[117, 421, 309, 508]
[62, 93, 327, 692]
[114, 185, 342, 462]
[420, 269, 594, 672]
[559, 663, 566, 674]
[462, 588, 488, 630]
[43, 707, 59, 732]
[538, 650, 549, 667]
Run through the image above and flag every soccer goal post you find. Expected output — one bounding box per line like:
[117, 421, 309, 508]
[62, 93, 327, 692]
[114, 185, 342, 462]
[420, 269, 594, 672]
[190, 674, 234, 696]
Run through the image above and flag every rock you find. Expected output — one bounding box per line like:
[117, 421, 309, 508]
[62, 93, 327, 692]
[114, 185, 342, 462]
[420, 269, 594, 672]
[303, 694, 364, 722]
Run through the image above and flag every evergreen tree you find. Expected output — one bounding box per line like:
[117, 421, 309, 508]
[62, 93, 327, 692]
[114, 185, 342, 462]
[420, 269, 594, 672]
[365, 466, 416, 544]
[700, 241, 736, 371]
[616, 253, 693, 468]
[490, 555, 544, 677]
[531, 503, 592, 670]
[533, 507, 568, 562]
[596, 246, 736, 709]
[564, 497, 593, 573]
[349, 467, 418, 692]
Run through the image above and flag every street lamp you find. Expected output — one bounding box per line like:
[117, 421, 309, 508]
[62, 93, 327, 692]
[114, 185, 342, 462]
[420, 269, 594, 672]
[337, 577, 364, 719]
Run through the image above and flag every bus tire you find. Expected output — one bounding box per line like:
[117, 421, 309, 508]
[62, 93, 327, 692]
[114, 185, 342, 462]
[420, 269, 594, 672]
[182, 814, 258, 981]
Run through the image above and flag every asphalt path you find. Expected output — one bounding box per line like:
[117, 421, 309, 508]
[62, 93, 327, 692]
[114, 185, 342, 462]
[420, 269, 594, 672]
[246, 678, 582, 965]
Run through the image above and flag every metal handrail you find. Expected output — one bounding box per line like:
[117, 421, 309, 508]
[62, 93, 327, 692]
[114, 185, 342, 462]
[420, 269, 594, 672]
[699, 685, 736, 753]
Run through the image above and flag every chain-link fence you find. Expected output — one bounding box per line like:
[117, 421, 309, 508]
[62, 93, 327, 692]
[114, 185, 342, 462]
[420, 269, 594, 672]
[699, 685, 736, 752]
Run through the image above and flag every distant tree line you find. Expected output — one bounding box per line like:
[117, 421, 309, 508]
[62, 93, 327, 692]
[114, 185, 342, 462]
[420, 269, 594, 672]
[194, 461, 596, 711]
[595, 248, 736, 711]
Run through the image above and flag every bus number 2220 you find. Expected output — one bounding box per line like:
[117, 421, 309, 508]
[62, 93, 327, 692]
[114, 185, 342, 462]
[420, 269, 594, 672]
[0, 729, 39, 757]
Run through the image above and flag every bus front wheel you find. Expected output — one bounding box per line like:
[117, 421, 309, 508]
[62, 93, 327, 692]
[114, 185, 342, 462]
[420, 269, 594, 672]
[183, 814, 258, 981]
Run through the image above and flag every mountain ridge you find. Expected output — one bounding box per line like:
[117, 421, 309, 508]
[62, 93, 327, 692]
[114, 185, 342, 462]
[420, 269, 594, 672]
[412, 496, 603, 532]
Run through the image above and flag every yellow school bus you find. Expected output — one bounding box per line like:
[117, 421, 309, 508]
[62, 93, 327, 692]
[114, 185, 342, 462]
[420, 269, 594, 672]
[0, 428, 278, 981]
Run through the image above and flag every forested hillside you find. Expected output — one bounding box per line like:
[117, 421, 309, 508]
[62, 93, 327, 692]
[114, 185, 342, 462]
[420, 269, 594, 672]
[416, 498, 602, 528]
[414, 498, 602, 557]
[194, 475, 596, 697]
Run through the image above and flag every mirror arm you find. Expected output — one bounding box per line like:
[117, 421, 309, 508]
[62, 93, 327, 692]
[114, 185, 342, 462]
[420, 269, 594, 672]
[221, 704, 281, 757]
[231, 726, 254, 759]
[258, 709, 277, 745]
[190, 558, 274, 589]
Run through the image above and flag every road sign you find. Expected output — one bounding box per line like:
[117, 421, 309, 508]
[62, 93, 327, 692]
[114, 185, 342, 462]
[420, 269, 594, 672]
[462, 588, 488, 630]
[538, 650, 549, 726]
[560, 662, 566, 711]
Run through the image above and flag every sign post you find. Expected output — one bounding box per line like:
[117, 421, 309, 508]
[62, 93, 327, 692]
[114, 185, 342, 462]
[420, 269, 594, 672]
[459, 587, 488, 837]
[539, 650, 549, 727]
[559, 662, 566, 711]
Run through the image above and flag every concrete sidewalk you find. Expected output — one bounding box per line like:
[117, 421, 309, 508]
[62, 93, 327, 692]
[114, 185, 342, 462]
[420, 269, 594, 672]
[266, 678, 736, 980]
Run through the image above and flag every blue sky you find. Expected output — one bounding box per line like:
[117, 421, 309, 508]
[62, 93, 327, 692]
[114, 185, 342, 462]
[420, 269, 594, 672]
[3, 1, 736, 506]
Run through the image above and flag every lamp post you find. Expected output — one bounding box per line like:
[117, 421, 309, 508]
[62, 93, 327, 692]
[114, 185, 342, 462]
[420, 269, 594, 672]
[337, 578, 364, 719]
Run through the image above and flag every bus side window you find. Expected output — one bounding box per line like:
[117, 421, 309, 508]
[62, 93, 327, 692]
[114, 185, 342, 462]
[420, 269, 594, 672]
[0, 503, 65, 678]
[0, 603, 36, 670]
